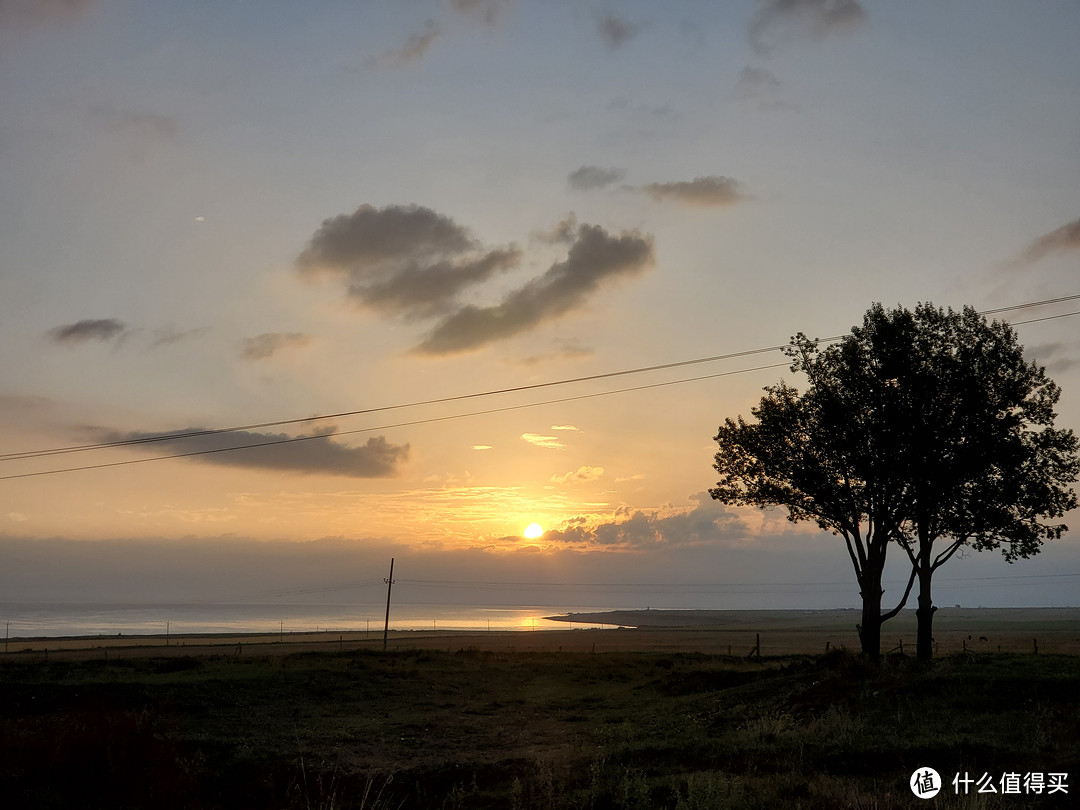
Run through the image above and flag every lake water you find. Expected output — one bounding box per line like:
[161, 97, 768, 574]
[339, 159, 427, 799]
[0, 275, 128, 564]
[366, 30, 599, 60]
[0, 601, 628, 639]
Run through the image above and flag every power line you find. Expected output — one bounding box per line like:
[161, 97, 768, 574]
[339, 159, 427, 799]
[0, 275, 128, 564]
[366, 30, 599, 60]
[0, 361, 791, 480]
[3, 294, 1078, 479]
[4, 292, 1078, 464]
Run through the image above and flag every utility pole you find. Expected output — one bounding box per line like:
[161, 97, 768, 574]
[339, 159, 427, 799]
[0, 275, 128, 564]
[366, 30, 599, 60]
[382, 557, 395, 652]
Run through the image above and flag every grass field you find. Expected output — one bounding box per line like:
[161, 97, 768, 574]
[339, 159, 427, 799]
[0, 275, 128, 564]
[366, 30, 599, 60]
[1, 643, 1076, 809]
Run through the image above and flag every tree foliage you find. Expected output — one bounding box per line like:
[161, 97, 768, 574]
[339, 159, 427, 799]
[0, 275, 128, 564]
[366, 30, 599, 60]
[711, 303, 1079, 658]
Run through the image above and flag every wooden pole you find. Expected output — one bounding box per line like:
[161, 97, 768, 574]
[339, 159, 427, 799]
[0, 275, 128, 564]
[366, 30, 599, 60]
[382, 558, 395, 652]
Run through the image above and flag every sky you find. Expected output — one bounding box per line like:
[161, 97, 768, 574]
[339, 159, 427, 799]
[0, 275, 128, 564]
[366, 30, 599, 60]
[1, 0, 1078, 611]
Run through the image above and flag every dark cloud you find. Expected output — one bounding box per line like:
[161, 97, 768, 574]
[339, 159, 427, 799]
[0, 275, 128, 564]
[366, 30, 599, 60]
[361, 248, 522, 317]
[296, 203, 520, 318]
[1025, 341, 1078, 375]
[748, 0, 867, 55]
[445, 0, 511, 25]
[415, 222, 654, 355]
[568, 165, 626, 191]
[241, 332, 312, 361]
[48, 318, 127, 345]
[545, 493, 748, 550]
[1019, 218, 1080, 264]
[99, 426, 409, 478]
[641, 175, 746, 207]
[369, 20, 442, 67]
[597, 14, 639, 49]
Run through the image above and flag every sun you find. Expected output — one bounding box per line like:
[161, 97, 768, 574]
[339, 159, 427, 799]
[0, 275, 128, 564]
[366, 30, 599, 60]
[523, 523, 544, 539]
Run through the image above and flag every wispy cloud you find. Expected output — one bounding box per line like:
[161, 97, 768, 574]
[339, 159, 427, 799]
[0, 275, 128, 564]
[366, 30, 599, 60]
[567, 165, 626, 191]
[368, 20, 442, 67]
[241, 332, 312, 361]
[521, 433, 565, 449]
[550, 465, 604, 485]
[297, 203, 520, 319]
[98, 427, 409, 478]
[415, 222, 654, 354]
[551, 424, 580, 432]
[48, 318, 127, 345]
[748, 0, 867, 55]
[445, 0, 512, 26]
[641, 175, 747, 207]
[87, 103, 178, 141]
[516, 340, 594, 366]
[596, 14, 639, 49]
[1018, 217, 1080, 264]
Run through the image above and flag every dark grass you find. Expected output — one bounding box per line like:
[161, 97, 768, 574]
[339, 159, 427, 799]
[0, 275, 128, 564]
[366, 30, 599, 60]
[1, 648, 1076, 808]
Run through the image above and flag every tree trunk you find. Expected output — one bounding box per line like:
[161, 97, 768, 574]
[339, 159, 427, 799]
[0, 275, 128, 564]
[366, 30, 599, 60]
[858, 570, 884, 660]
[915, 561, 936, 660]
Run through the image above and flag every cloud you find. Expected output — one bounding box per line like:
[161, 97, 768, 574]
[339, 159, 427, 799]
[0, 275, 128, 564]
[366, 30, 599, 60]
[241, 332, 312, 361]
[550, 465, 604, 485]
[445, 0, 511, 25]
[550, 424, 580, 431]
[472, 444, 493, 450]
[415, 222, 655, 354]
[1025, 341, 1078, 374]
[516, 341, 594, 366]
[150, 325, 209, 348]
[568, 165, 626, 191]
[48, 318, 127, 345]
[641, 175, 747, 207]
[97, 427, 409, 478]
[369, 20, 442, 67]
[736, 66, 782, 101]
[748, 0, 867, 55]
[533, 213, 580, 244]
[597, 14, 639, 49]
[1019, 218, 1080, 264]
[296, 203, 520, 318]
[521, 433, 565, 449]
[545, 492, 748, 550]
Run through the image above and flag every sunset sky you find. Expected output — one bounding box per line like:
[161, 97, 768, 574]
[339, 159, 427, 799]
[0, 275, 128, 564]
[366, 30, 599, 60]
[1, 1, 1078, 610]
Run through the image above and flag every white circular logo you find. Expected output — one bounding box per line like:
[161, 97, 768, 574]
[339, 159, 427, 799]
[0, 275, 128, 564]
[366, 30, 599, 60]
[910, 767, 941, 798]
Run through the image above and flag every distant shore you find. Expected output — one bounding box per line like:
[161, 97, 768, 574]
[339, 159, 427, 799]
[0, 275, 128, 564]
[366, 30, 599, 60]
[2, 607, 1076, 659]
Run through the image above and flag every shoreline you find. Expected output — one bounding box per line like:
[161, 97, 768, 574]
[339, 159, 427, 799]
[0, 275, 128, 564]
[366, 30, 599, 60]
[3, 607, 1077, 659]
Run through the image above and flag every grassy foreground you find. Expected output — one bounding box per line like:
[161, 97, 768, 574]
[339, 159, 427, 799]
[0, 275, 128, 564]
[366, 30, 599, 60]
[1, 648, 1076, 809]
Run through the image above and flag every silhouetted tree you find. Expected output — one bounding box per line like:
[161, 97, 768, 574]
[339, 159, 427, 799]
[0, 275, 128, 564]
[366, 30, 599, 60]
[711, 303, 1078, 660]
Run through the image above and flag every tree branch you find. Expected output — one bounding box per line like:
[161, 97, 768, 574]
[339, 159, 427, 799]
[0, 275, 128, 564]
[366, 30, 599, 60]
[880, 563, 918, 622]
[932, 535, 969, 571]
[842, 531, 864, 585]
